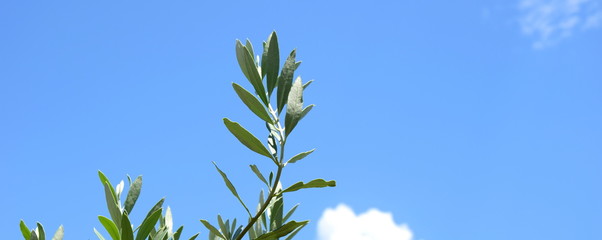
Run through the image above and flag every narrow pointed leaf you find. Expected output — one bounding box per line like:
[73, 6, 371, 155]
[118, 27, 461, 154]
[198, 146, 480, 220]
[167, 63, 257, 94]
[302, 80, 313, 90]
[54, 228, 67, 240]
[94, 228, 107, 240]
[230, 219, 238, 238]
[152, 228, 167, 240]
[235, 40, 267, 104]
[250, 165, 268, 186]
[98, 171, 116, 201]
[287, 149, 315, 164]
[115, 181, 124, 200]
[268, 172, 273, 186]
[224, 219, 231, 239]
[120, 213, 134, 240]
[283, 204, 299, 222]
[148, 228, 156, 240]
[144, 198, 165, 220]
[124, 175, 142, 214]
[36, 223, 45, 240]
[245, 39, 255, 65]
[200, 220, 226, 240]
[282, 179, 336, 193]
[300, 104, 314, 121]
[255, 221, 308, 240]
[284, 77, 304, 136]
[30, 230, 38, 240]
[232, 83, 272, 123]
[223, 118, 273, 158]
[135, 208, 162, 240]
[217, 215, 226, 238]
[213, 162, 252, 216]
[20, 220, 31, 240]
[277, 50, 297, 114]
[103, 182, 122, 228]
[173, 226, 184, 240]
[231, 226, 243, 240]
[283, 223, 306, 240]
[98, 216, 120, 240]
[187, 233, 199, 240]
[262, 32, 280, 96]
[270, 197, 284, 230]
[165, 207, 173, 235]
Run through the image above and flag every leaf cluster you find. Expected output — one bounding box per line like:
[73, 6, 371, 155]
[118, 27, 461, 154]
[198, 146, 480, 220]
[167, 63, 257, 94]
[94, 171, 199, 240]
[201, 31, 336, 240]
[17, 31, 335, 240]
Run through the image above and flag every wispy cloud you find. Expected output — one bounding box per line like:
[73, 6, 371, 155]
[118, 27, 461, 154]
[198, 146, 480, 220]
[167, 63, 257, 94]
[317, 204, 413, 240]
[518, 0, 602, 49]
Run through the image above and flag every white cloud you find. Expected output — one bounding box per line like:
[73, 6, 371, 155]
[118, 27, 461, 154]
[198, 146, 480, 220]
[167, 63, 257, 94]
[317, 204, 413, 240]
[518, 0, 602, 49]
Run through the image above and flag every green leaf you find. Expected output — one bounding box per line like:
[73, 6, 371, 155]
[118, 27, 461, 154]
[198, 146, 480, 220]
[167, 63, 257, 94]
[270, 197, 284, 230]
[115, 180, 124, 201]
[276, 50, 298, 114]
[283, 223, 306, 240]
[224, 219, 231, 239]
[187, 233, 199, 240]
[283, 204, 299, 223]
[230, 219, 238, 238]
[287, 149, 315, 164]
[173, 226, 184, 240]
[136, 208, 162, 240]
[255, 221, 308, 240]
[51, 226, 63, 240]
[300, 104, 314, 121]
[124, 175, 142, 214]
[284, 77, 304, 136]
[232, 83, 272, 123]
[262, 31, 280, 96]
[165, 207, 173, 236]
[268, 172, 274, 187]
[235, 40, 267, 105]
[144, 198, 165, 220]
[302, 80, 313, 90]
[94, 228, 107, 240]
[152, 227, 168, 240]
[200, 220, 226, 240]
[120, 213, 134, 240]
[213, 162, 252, 217]
[36, 223, 45, 240]
[98, 216, 120, 240]
[249, 164, 269, 186]
[216, 215, 227, 239]
[231, 226, 243, 240]
[98, 171, 116, 201]
[245, 39, 256, 65]
[103, 182, 122, 229]
[282, 179, 336, 193]
[30, 230, 38, 240]
[20, 220, 31, 240]
[223, 118, 273, 159]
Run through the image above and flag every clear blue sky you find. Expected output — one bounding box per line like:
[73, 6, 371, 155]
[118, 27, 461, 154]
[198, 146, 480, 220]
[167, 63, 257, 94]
[1, 1, 601, 239]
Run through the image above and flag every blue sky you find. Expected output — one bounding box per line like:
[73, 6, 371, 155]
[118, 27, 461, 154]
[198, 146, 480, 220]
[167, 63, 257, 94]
[1, 1, 601, 239]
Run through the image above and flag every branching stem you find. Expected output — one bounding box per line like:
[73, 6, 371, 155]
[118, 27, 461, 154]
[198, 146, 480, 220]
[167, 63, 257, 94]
[236, 104, 287, 240]
[236, 165, 282, 240]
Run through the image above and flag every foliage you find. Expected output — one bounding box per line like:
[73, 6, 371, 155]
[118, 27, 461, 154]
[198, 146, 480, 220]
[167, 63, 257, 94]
[18, 31, 335, 240]
[200, 31, 335, 240]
